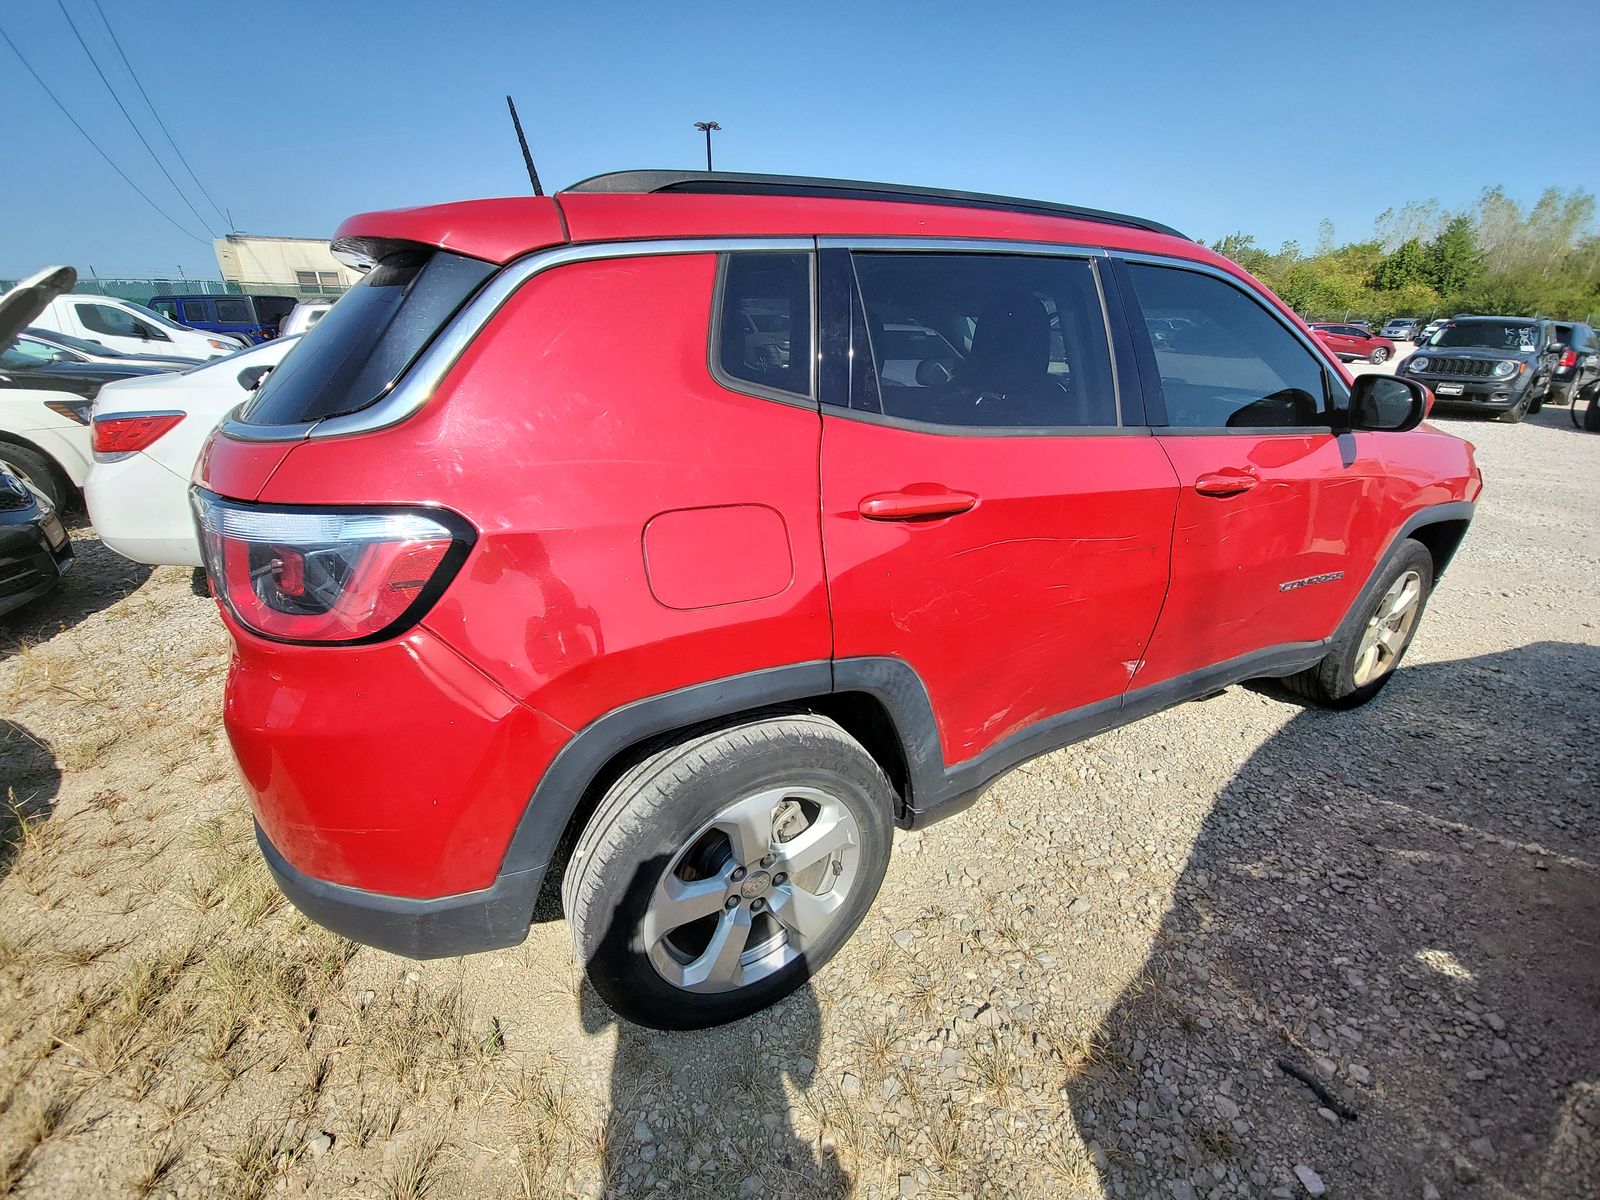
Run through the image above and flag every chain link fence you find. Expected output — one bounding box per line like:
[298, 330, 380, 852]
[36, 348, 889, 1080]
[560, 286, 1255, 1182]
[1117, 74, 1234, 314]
[0, 277, 349, 303]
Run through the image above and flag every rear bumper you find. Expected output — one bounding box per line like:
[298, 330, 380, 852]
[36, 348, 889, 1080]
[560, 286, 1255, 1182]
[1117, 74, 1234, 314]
[257, 821, 544, 958]
[85, 454, 201, 567]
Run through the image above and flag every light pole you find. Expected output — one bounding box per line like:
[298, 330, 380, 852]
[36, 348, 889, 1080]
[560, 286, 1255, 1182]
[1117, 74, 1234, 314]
[694, 120, 721, 171]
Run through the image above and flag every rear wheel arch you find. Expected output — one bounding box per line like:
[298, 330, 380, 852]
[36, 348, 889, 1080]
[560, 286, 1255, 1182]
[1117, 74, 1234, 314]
[526, 671, 921, 918]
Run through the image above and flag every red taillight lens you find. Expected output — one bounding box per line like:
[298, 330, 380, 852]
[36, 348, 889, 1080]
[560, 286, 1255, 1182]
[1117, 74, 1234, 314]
[1560, 349, 1577, 369]
[93, 412, 184, 459]
[190, 491, 473, 644]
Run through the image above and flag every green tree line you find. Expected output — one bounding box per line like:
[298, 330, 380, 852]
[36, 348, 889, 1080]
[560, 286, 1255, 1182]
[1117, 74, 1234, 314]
[1212, 186, 1600, 324]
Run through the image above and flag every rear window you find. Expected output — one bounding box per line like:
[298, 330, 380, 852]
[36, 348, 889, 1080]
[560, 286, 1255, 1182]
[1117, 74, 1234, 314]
[712, 252, 812, 400]
[238, 248, 494, 426]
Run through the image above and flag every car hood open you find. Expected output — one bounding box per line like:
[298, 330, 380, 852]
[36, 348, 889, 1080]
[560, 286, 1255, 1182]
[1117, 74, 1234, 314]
[0, 266, 75, 347]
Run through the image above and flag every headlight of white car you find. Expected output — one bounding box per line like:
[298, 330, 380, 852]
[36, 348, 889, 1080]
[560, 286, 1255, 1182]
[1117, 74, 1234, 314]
[1492, 360, 1520, 378]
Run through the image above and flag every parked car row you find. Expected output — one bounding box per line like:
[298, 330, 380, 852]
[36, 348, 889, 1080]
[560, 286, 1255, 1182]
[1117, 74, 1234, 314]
[1, 267, 321, 615]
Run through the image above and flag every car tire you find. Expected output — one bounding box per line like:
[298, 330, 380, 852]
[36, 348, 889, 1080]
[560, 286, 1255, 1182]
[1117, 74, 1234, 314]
[0, 444, 70, 511]
[1584, 390, 1600, 433]
[562, 713, 895, 1029]
[1369, 346, 1390, 364]
[1283, 540, 1433, 710]
[1495, 392, 1532, 423]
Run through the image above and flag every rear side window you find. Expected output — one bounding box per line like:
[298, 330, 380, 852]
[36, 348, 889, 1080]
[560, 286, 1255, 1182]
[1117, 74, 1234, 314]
[182, 300, 215, 323]
[240, 248, 494, 426]
[1127, 264, 1329, 429]
[713, 253, 812, 400]
[215, 298, 253, 323]
[851, 253, 1116, 428]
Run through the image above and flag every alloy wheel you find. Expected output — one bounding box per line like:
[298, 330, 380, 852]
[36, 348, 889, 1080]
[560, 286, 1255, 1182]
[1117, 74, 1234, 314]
[643, 785, 861, 993]
[1353, 569, 1422, 686]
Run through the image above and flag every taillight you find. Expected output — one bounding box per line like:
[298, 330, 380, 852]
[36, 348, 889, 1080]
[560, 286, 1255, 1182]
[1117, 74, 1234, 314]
[189, 490, 474, 644]
[92, 411, 185, 460]
[1560, 349, 1577, 369]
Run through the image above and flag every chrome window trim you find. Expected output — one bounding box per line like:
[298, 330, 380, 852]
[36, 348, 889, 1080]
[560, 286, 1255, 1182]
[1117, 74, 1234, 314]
[818, 236, 1106, 258]
[220, 237, 815, 443]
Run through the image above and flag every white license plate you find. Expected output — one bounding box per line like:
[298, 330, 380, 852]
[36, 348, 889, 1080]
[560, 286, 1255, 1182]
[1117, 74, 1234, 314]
[1435, 383, 1464, 396]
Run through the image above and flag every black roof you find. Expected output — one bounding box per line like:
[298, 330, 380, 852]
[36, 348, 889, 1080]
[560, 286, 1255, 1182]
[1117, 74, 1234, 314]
[563, 170, 1187, 241]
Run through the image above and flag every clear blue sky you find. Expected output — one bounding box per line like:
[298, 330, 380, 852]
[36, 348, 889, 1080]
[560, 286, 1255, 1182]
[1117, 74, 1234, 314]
[3, 0, 1597, 279]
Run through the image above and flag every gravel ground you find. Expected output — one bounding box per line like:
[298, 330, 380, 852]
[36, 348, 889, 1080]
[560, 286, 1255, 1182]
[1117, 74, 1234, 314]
[0, 402, 1595, 1199]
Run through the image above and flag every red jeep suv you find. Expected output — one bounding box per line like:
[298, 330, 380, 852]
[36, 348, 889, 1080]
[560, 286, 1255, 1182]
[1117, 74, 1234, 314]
[194, 171, 1480, 1028]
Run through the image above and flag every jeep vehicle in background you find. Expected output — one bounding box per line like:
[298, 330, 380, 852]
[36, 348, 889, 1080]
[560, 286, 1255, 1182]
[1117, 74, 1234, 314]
[194, 171, 1481, 1028]
[148, 294, 296, 345]
[1381, 317, 1422, 342]
[1548, 321, 1599, 407]
[1401, 316, 1557, 423]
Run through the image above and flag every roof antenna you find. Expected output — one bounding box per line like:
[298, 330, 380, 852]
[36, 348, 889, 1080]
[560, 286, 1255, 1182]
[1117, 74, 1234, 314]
[505, 95, 544, 196]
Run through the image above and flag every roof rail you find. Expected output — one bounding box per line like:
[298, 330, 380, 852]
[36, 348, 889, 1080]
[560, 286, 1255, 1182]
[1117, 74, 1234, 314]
[563, 170, 1188, 241]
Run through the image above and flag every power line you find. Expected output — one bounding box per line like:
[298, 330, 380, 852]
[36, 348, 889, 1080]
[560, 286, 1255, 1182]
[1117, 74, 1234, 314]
[90, 0, 229, 230]
[0, 19, 210, 245]
[53, 0, 217, 237]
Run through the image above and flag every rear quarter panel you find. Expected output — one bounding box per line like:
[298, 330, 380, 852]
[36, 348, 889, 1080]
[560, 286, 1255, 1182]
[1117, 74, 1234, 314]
[253, 252, 833, 733]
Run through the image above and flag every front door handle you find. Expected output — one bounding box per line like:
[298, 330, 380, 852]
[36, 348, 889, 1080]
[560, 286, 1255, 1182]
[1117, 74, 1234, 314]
[1194, 468, 1258, 498]
[858, 486, 978, 521]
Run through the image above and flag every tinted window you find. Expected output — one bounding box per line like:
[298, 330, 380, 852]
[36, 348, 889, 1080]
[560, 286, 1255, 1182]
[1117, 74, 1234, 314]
[714, 253, 811, 399]
[240, 249, 494, 426]
[214, 299, 253, 323]
[1128, 264, 1329, 429]
[150, 300, 179, 321]
[851, 253, 1116, 428]
[181, 300, 215, 323]
[77, 302, 141, 338]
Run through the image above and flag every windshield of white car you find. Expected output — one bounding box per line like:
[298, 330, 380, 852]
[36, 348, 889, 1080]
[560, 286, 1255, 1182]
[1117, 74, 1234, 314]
[1429, 322, 1539, 351]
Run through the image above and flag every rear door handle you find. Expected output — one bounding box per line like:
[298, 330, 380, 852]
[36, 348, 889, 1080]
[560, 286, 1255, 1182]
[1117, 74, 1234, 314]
[1194, 469, 1258, 498]
[858, 486, 978, 520]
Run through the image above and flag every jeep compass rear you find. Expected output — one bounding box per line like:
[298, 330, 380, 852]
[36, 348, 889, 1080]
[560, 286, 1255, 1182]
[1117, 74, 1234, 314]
[198, 172, 1480, 1029]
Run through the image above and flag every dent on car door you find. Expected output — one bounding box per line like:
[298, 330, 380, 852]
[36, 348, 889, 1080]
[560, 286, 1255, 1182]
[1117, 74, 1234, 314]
[818, 248, 1179, 767]
[1115, 258, 1394, 688]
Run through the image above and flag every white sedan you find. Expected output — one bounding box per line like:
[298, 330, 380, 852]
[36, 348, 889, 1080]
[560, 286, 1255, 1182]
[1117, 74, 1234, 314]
[86, 337, 300, 566]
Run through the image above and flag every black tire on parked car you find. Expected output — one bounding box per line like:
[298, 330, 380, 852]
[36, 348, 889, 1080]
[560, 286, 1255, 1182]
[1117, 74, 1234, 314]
[562, 714, 895, 1029]
[1495, 391, 1533, 423]
[1584, 388, 1600, 433]
[1283, 540, 1434, 710]
[0, 443, 69, 511]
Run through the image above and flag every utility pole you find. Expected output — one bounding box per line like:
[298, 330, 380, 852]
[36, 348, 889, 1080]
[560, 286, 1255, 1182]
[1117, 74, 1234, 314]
[694, 120, 721, 171]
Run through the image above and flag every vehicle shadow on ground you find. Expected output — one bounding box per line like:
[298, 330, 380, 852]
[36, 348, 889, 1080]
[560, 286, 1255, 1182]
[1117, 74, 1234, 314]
[0, 527, 152, 663]
[1070, 642, 1600, 1198]
[0, 720, 60, 880]
[580, 857, 849, 1199]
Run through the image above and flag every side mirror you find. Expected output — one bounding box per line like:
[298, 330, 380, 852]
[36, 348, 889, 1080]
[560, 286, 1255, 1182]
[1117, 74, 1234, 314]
[1350, 374, 1429, 432]
[237, 364, 273, 391]
[915, 358, 954, 387]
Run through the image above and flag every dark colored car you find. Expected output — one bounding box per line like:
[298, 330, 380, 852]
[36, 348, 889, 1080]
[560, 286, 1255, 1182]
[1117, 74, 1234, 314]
[195, 169, 1480, 1029]
[1310, 323, 1397, 364]
[1400, 316, 1558, 423]
[0, 464, 72, 617]
[1380, 318, 1422, 342]
[1549, 322, 1600, 406]
[22, 326, 199, 368]
[147, 294, 297, 345]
